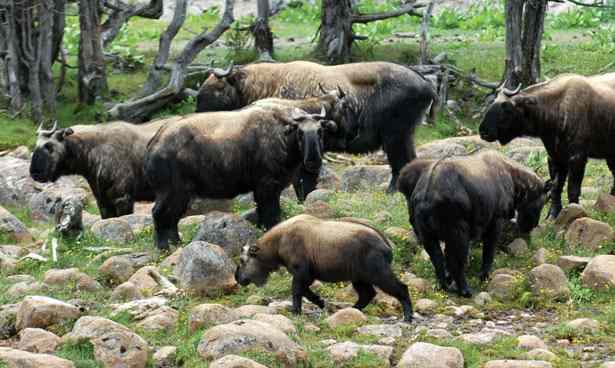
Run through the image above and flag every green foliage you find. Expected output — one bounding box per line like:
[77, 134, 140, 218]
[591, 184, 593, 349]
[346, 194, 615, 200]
[223, 16, 255, 63]
[433, 8, 465, 29]
[276, 0, 321, 25]
[550, 8, 602, 29]
[569, 273, 596, 305]
[57, 340, 103, 368]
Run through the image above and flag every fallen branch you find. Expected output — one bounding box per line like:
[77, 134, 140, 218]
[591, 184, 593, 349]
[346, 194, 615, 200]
[352, 2, 425, 23]
[101, 0, 163, 47]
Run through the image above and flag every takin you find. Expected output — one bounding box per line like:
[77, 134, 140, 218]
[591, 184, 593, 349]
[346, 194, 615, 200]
[479, 73, 615, 219]
[29, 117, 181, 218]
[397, 150, 550, 297]
[196, 60, 437, 196]
[234, 214, 413, 322]
[144, 106, 338, 250]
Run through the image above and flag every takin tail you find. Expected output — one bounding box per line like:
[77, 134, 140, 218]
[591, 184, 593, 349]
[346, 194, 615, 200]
[407, 65, 440, 124]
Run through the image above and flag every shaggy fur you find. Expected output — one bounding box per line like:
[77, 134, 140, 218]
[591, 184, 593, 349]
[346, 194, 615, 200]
[234, 214, 413, 322]
[144, 106, 336, 250]
[397, 151, 549, 297]
[479, 73, 615, 218]
[196, 61, 437, 194]
[29, 116, 182, 218]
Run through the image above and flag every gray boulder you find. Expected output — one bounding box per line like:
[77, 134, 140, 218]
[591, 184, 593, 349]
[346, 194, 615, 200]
[193, 212, 258, 256]
[175, 241, 237, 296]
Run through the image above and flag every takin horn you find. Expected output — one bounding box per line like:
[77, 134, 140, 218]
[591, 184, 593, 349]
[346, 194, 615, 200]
[502, 84, 522, 97]
[37, 120, 58, 136]
[211, 62, 234, 78]
[312, 106, 327, 119]
[318, 83, 328, 95]
[337, 85, 346, 99]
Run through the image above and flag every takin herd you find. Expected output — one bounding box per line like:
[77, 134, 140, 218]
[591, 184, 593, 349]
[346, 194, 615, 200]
[27, 60, 615, 322]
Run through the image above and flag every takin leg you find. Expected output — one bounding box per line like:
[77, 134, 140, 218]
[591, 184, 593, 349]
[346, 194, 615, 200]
[567, 154, 588, 205]
[292, 167, 320, 203]
[303, 287, 326, 309]
[547, 157, 568, 219]
[254, 181, 283, 230]
[422, 234, 449, 291]
[112, 195, 135, 217]
[290, 269, 313, 315]
[152, 190, 190, 251]
[382, 130, 416, 193]
[478, 220, 502, 282]
[351, 281, 377, 310]
[606, 158, 615, 195]
[370, 270, 413, 322]
[443, 228, 472, 297]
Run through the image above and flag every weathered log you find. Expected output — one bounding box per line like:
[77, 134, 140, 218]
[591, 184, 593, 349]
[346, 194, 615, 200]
[253, 0, 274, 61]
[78, 0, 108, 105]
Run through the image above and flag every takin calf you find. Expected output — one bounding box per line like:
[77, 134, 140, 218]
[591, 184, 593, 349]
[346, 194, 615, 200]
[144, 106, 338, 250]
[196, 61, 437, 195]
[234, 214, 413, 322]
[397, 150, 550, 297]
[480, 73, 615, 218]
[29, 118, 179, 218]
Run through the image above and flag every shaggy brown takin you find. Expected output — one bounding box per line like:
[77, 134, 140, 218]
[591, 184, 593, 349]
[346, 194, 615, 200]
[479, 73, 615, 218]
[234, 214, 413, 322]
[144, 106, 337, 250]
[29, 117, 181, 218]
[196, 61, 437, 196]
[398, 150, 549, 297]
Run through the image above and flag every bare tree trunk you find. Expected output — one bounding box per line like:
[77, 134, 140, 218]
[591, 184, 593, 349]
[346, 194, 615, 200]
[52, 0, 66, 62]
[39, 0, 56, 115]
[317, 0, 353, 64]
[253, 0, 274, 61]
[504, 0, 546, 88]
[419, 1, 435, 64]
[101, 0, 163, 48]
[78, 0, 108, 105]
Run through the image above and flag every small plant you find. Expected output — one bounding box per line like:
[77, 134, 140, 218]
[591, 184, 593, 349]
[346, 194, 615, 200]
[57, 340, 103, 368]
[569, 274, 596, 305]
[223, 17, 255, 63]
[434, 7, 465, 30]
[550, 8, 601, 29]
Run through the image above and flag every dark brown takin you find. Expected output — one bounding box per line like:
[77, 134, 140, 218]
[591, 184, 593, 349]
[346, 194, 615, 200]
[196, 60, 437, 197]
[479, 73, 615, 219]
[234, 214, 413, 322]
[29, 117, 181, 219]
[144, 106, 337, 250]
[397, 150, 550, 297]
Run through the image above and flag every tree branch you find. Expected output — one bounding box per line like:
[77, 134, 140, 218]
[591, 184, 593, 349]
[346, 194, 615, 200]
[551, 0, 614, 8]
[351, 2, 426, 24]
[101, 0, 163, 47]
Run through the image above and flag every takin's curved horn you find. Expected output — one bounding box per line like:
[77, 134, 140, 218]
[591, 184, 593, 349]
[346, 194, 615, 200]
[212, 62, 234, 78]
[337, 85, 346, 99]
[37, 120, 58, 136]
[503, 84, 522, 97]
[496, 79, 508, 91]
[312, 106, 326, 119]
[318, 83, 327, 95]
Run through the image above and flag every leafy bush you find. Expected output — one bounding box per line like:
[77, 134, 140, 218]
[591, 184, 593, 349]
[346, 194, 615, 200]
[276, 0, 321, 25]
[589, 24, 615, 53]
[460, 3, 505, 31]
[223, 16, 255, 62]
[434, 8, 465, 29]
[550, 8, 601, 29]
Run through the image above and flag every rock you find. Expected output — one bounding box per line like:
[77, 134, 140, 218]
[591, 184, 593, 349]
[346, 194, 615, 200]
[209, 355, 268, 368]
[0, 205, 32, 242]
[0, 254, 17, 274]
[153, 346, 177, 368]
[557, 255, 591, 271]
[304, 189, 333, 205]
[82, 212, 101, 228]
[8, 146, 31, 160]
[459, 328, 512, 345]
[175, 241, 237, 296]
[356, 324, 402, 338]
[110, 297, 168, 319]
[16, 296, 81, 331]
[565, 218, 614, 251]
[532, 248, 547, 266]
[426, 328, 453, 339]
[528, 264, 570, 300]
[185, 198, 233, 216]
[6, 274, 35, 284]
[327, 342, 393, 367]
[245, 294, 270, 305]
[505, 146, 546, 164]
[268, 301, 293, 314]
[565, 318, 600, 334]
[581, 255, 615, 290]
[197, 320, 306, 364]
[508, 238, 528, 256]
[189, 304, 239, 332]
[325, 308, 368, 329]
[136, 306, 178, 332]
[517, 335, 547, 350]
[415, 299, 438, 315]
[159, 248, 182, 270]
[0, 347, 75, 368]
[192, 212, 258, 256]
[29, 185, 87, 222]
[252, 313, 296, 334]
[233, 305, 274, 318]
[488, 274, 520, 301]
[0, 245, 25, 258]
[316, 163, 341, 190]
[91, 218, 135, 243]
[417, 140, 467, 160]
[127, 266, 161, 296]
[304, 200, 336, 219]
[601, 363, 615, 368]
[474, 292, 492, 306]
[99, 253, 152, 284]
[406, 277, 432, 293]
[341, 165, 391, 192]
[18, 328, 60, 353]
[63, 316, 149, 368]
[43, 268, 101, 292]
[594, 193, 615, 213]
[446, 305, 481, 319]
[397, 342, 464, 368]
[554, 204, 587, 231]
[178, 215, 205, 228]
[7, 282, 48, 298]
[484, 360, 553, 368]
[111, 282, 144, 301]
[54, 196, 84, 237]
[385, 226, 416, 245]
[117, 214, 153, 233]
[0, 304, 19, 339]
[525, 349, 556, 361]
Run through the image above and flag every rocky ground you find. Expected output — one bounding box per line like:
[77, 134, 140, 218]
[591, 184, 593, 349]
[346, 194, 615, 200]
[1, 135, 615, 368]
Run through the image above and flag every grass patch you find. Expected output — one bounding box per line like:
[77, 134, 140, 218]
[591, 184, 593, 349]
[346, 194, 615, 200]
[57, 340, 103, 368]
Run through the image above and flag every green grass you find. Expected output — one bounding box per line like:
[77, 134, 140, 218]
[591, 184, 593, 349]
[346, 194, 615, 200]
[57, 340, 103, 368]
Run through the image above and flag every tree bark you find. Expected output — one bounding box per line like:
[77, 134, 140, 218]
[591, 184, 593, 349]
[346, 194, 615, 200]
[78, 0, 108, 105]
[253, 0, 274, 61]
[419, 1, 435, 65]
[504, 0, 547, 88]
[101, 0, 163, 48]
[317, 0, 353, 64]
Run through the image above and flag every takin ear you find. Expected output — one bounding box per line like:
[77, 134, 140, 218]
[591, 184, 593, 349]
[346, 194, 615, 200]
[248, 245, 259, 257]
[501, 100, 516, 113]
[54, 128, 73, 142]
[321, 120, 337, 133]
[63, 128, 74, 138]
